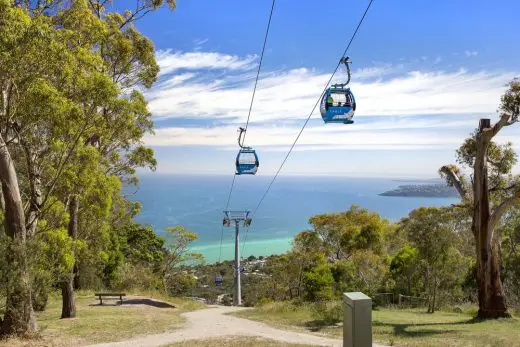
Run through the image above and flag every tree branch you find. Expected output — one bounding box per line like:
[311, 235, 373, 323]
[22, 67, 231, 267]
[489, 183, 519, 193]
[487, 113, 516, 139]
[439, 165, 467, 199]
[489, 195, 520, 243]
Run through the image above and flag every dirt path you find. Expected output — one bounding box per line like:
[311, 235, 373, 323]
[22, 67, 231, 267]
[88, 305, 386, 347]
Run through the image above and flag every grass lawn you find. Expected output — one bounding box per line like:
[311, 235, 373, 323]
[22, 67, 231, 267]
[169, 336, 317, 347]
[232, 302, 520, 347]
[0, 291, 203, 347]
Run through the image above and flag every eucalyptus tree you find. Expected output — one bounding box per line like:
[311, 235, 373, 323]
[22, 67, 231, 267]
[440, 80, 520, 318]
[53, 0, 163, 318]
[0, 0, 171, 332]
[0, 0, 115, 334]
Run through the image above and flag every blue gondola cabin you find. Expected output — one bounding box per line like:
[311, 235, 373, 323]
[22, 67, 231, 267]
[320, 87, 356, 124]
[235, 148, 259, 175]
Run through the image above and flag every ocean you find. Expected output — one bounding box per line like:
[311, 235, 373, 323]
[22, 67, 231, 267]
[132, 174, 459, 262]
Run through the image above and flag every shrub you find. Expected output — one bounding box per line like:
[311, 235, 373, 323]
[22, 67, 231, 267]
[311, 300, 343, 325]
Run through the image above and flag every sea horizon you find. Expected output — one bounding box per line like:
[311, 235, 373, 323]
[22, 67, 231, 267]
[131, 173, 459, 263]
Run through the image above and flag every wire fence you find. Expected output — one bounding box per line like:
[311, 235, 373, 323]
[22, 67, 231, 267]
[374, 293, 429, 308]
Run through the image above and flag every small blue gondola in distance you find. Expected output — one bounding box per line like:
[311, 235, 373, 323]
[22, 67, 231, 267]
[215, 274, 223, 287]
[236, 148, 259, 175]
[235, 127, 259, 175]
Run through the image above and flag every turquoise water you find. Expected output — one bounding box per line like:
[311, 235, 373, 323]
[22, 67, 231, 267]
[132, 174, 459, 262]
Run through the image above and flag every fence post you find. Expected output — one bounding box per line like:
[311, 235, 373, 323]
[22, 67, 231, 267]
[343, 292, 372, 347]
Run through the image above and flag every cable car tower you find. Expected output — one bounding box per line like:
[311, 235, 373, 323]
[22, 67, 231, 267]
[223, 210, 252, 306]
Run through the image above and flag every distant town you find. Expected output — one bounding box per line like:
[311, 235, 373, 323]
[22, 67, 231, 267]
[380, 184, 459, 198]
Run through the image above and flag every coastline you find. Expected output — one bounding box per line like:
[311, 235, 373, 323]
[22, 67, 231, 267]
[190, 237, 293, 263]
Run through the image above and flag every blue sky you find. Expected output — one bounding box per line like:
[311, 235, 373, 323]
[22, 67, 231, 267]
[130, 0, 520, 177]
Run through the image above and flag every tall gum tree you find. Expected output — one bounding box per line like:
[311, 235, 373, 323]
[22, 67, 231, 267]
[440, 80, 520, 318]
[1, 0, 115, 333]
[54, 0, 165, 318]
[0, 0, 173, 332]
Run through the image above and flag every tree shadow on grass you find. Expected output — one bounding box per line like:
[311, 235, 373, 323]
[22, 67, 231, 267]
[302, 318, 479, 336]
[304, 319, 342, 332]
[372, 319, 477, 338]
[89, 298, 175, 308]
[122, 298, 176, 308]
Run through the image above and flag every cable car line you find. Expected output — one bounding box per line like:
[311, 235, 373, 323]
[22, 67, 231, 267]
[241, 0, 375, 255]
[218, 173, 237, 263]
[241, 0, 277, 147]
[217, 0, 277, 263]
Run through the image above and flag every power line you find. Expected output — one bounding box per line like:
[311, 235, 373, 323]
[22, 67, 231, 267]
[218, 0, 277, 262]
[241, 0, 375, 255]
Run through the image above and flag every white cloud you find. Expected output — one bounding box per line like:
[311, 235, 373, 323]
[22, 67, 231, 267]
[146, 54, 516, 122]
[145, 124, 462, 150]
[145, 112, 520, 152]
[144, 49, 520, 154]
[156, 50, 257, 75]
[465, 50, 478, 57]
[193, 38, 209, 46]
[144, 114, 490, 150]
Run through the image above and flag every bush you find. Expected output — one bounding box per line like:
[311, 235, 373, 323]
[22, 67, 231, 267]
[117, 263, 162, 291]
[164, 272, 196, 296]
[221, 294, 233, 306]
[255, 297, 272, 307]
[311, 300, 343, 325]
[303, 262, 334, 301]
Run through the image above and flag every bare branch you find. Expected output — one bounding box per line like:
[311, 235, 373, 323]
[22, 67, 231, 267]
[439, 165, 468, 199]
[489, 183, 519, 193]
[487, 114, 513, 138]
[489, 194, 520, 243]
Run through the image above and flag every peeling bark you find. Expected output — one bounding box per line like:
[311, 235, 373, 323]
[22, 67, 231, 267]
[473, 119, 510, 319]
[21, 142, 42, 238]
[0, 135, 37, 336]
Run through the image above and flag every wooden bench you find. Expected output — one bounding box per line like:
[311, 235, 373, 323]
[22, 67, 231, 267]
[95, 293, 126, 305]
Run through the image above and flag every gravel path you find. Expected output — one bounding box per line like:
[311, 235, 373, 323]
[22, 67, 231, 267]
[88, 305, 386, 347]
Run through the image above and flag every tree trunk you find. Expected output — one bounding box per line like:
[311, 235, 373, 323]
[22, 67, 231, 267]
[60, 280, 76, 319]
[25, 174, 41, 238]
[406, 272, 412, 296]
[0, 136, 37, 336]
[431, 278, 437, 314]
[20, 140, 43, 238]
[61, 195, 79, 319]
[73, 263, 81, 290]
[474, 120, 510, 319]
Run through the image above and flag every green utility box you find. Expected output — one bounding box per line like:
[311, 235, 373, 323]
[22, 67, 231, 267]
[343, 292, 372, 347]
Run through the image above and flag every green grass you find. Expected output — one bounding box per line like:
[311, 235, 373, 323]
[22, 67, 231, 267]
[0, 291, 204, 347]
[169, 336, 317, 347]
[232, 302, 341, 338]
[232, 302, 520, 347]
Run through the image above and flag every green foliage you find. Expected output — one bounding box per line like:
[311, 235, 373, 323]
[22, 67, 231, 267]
[309, 205, 391, 260]
[117, 262, 163, 291]
[311, 300, 343, 325]
[501, 210, 520, 308]
[164, 226, 203, 271]
[302, 256, 334, 301]
[400, 207, 472, 311]
[390, 245, 419, 296]
[164, 272, 197, 296]
[119, 223, 165, 268]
